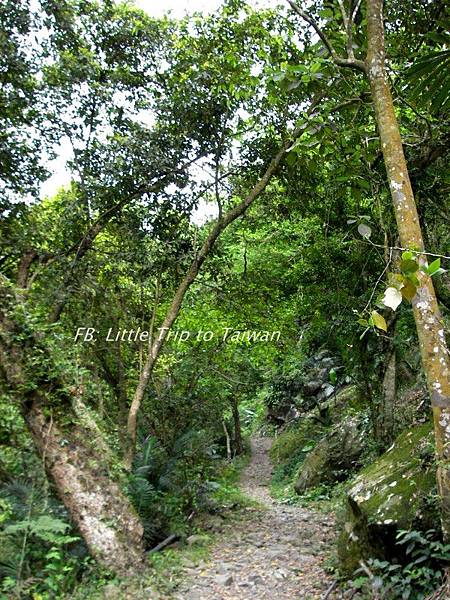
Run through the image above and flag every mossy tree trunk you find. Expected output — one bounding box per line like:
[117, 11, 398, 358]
[0, 285, 145, 574]
[287, 0, 450, 538]
[366, 0, 450, 538]
[24, 400, 145, 574]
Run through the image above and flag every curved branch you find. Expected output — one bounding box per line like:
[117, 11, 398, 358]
[286, 0, 367, 73]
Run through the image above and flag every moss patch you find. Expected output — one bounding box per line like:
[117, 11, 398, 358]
[338, 421, 436, 576]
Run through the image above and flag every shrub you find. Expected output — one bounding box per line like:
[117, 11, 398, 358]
[349, 529, 450, 599]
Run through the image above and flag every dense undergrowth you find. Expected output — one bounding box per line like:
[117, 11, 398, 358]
[1, 0, 449, 598]
[0, 402, 254, 598]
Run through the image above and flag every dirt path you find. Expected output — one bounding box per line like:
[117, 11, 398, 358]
[173, 437, 337, 599]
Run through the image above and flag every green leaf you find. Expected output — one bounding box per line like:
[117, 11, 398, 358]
[286, 151, 297, 167]
[405, 273, 420, 287]
[371, 310, 387, 332]
[400, 259, 419, 275]
[401, 280, 417, 302]
[402, 251, 414, 261]
[302, 442, 315, 452]
[387, 272, 405, 290]
[427, 258, 441, 275]
[329, 368, 337, 384]
[357, 223, 372, 239]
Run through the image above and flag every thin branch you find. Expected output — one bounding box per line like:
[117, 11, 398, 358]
[363, 246, 393, 313]
[360, 239, 450, 261]
[214, 156, 223, 220]
[210, 367, 249, 387]
[287, 0, 366, 72]
[191, 170, 235, 208]
[337, 0, 350, 35]
[351, 0, 363, 24]
[287, 0, 336, 57]
[348, 0, 363, 59]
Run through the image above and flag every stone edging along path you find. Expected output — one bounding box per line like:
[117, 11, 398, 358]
[173, 437, 337, 600]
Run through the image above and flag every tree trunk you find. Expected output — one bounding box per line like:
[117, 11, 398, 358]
[0, 293, 145, 574]
[124, 95, 363, 467]
[24, 399, 145, 574]
[124, 129, 308, 467]
[231, 397, 243, 456]
[222, 420, 232, 461]
[366, 0, 450, 537]
[380, 349, 396, 447]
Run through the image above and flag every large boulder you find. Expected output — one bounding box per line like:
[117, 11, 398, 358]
[270, 414, 327, 466]
[294, 416, 364, 493]
[338, 421, 436, 576]
[323, 385, 365, 422]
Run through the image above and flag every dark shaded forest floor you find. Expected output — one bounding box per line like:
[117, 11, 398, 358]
[171, 437, 337, 599]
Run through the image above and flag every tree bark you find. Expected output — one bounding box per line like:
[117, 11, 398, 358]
[0, 287, 145, 574]
[380, 349, 396, 447]
[366, 0, 450, 537]
[24, 399, 145, 574]
[222, 420, 232, 461]
[231, 396, 243, 456]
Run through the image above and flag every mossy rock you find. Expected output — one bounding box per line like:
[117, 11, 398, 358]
[270, 416, 326, 465]
[294, 415, 364, 493]
[338, 421, 436, 576]
[323, 385, 365, 422]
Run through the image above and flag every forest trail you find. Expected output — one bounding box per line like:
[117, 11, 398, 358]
[173, 437, 337, 600]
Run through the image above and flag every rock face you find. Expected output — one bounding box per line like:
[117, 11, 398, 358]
[294, 416, 364, 493]
[338, 422, 436, 575]
[266, 348, 344, 423]
[326, 384, 363, 415]
[299, 352, 343, 410]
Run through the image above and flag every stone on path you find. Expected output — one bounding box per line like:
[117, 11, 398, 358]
[173, 436, 337, 600]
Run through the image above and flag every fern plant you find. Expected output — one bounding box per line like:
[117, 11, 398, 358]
[0, 478, 85, 598]
[127, 431, 220, 548]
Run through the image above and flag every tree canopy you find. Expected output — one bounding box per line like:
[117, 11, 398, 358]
[0, 0, 449, 597]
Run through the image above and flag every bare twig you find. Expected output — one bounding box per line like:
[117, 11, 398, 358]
[321, 579, 338, 600]
[363, 246, 393, 313]
[360, 239, 450, 261]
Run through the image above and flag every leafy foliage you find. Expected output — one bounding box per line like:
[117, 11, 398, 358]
[0, 0, 449, 596]
[127, 431, 221, 548]
[0, 479, 88, 597]
[351, 529, 450, 599]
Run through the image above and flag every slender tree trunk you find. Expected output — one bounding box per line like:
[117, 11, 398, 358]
[124, 96, 369, 466]
[366, 0, 450, 537]
[222, 420, 232, 461]
[124, 131, 305, 468]
[230, 396, 243, 456]
[380, 349, 396, 447]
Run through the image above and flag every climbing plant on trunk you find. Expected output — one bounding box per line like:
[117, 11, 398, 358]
[287, 0, 450, 537]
